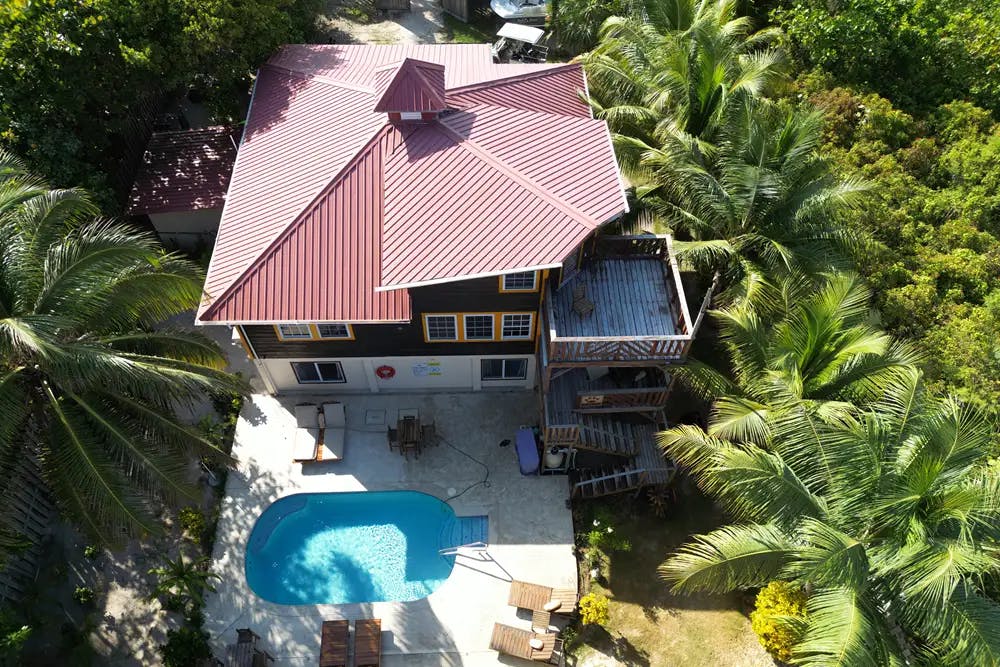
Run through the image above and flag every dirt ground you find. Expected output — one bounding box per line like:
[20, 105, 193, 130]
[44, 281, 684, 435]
[319, 0, 446, 44]
[569, 490, 774, 667]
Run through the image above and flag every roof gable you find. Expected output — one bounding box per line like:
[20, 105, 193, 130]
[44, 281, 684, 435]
[373, 59, 447, 113]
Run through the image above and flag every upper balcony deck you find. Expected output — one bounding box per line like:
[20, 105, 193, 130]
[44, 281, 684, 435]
[543, 235, 696, 365]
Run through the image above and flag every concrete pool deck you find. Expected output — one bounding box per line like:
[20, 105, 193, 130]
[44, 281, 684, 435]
[204, 391, 577, 665]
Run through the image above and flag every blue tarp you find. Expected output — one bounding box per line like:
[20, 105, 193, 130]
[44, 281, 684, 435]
[515, 427, 539, 475]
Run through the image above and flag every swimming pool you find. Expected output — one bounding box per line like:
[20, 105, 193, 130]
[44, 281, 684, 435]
[245, 491, 483, 605]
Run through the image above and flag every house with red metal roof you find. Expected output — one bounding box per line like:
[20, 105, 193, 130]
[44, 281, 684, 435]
[128, 126, 238, 251]
[198, 44, 708, 496]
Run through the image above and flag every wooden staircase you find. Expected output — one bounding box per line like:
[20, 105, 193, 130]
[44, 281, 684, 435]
[576, 415, 644, 456]
[572, 466, 648, 498]
[571, 421, 677, 499]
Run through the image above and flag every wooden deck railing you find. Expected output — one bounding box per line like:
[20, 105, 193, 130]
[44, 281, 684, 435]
[545, 423, 580, 446]
[575, 386, 671, 412]
[547, 336, 689, 363]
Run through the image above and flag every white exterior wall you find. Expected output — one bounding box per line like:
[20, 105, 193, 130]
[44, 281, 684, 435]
[149, 209, 222, 250]
[255, 355, 536, 395]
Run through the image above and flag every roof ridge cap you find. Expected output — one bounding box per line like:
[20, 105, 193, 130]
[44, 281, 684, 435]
[261, 63, 376, 94]
[446, 63, 582, 94]
[200, 124, 394, 321]
[435, 118, 600, 232]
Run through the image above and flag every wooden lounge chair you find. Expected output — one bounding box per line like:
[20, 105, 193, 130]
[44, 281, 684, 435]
[489, 623, 559, 663]
[319, 620, 349, 667]
[318, 402, 346, 462]
[508, 580, 577, 632]
[292, 404, 322, 461]
[353, 619, 381, 667]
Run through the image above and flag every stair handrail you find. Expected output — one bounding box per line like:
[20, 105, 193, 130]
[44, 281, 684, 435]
[580, 422, 633, 447]
[573, 468, 646, 490]
[438, 540, 488, 555]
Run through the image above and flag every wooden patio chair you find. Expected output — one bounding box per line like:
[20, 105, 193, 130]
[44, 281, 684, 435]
[572, 282, 595, 317]
[353, 619, 381, 667]
[508, 580, 577, 615]
[489, 623, 559, 663]
[387, 428, 401, 454]
[292, 404, 322, 461]
[319, 620, 349, 667]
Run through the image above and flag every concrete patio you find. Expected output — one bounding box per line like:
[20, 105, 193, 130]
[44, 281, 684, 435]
[204, 391, 577, 665]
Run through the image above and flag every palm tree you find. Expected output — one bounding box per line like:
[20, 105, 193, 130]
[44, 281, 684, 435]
[646, 100, 867, 302]
[659, 343, 1000, 664]
[0, 150, 243, 547]
[579, 0, 784, 153]
[580, 2, 863, 302]
[679, 272, 921, 427]
[149, 553, 221, 610]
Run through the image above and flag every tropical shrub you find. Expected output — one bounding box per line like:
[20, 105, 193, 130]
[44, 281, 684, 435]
[0, 610, 30, 666]
[552, 0, 624, 55]
[72, 587, 95, 606]
[179, 508, 206, 540]
[578, 592, 610, 626]
[750, 581, 807, 662]
[149, 554, 221, 612]
[83, 546, 98, 560]
[584, 508, 632, 552]
[159, 625, 212, 667]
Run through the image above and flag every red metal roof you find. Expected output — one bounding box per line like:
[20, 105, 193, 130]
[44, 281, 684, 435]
[128, 127, 237, 215]
[373, 59, 447, 113]
[198, 45, 627, 324]
[446, 65, 592, 118]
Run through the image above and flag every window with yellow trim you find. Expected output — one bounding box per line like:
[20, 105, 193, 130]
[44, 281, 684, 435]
[463, 314, 495, 340]
[424, 312, 534, 342]
[276, 323, 312, 339]
[275, 322, 354, 341]
[316, 323, 353, 339]
[501, 313, 534, 339]
[499, 271, 538, 292]
[425, 315, 458, 341]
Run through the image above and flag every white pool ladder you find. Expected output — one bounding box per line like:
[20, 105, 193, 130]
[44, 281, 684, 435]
[438, 541, 488, 555]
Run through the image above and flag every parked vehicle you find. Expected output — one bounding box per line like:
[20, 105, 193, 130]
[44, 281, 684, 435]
[491, 23, 549, 63]
[490, 0, 547, 22]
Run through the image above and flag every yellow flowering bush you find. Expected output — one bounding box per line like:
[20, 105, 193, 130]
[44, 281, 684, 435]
[578, 592, 610, 625]
[750, 581, 808, 662]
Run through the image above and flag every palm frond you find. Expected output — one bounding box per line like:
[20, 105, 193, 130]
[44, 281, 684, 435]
[659, 523, 794, 594]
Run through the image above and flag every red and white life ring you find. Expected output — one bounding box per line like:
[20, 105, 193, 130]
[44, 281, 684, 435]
[375, 365, 396, 380]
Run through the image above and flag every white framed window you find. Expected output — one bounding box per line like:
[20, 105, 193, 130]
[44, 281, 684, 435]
[399, 111, 423, 121]
[463, 314, 495, 340]
[277, 323, 312, 340]
[501, 313, 534, 340]
[501, 271, 538, 292]
[316, 323, 353, 339]
[481, 358, 528, 381]
[425, 315, 458, 341]
[291, 361, 346, 384]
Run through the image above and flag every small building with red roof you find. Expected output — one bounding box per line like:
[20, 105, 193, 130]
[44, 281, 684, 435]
[128, 126, 238, 251]
[197, 43, 702, 469]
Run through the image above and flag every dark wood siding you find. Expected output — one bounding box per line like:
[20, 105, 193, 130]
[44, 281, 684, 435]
[244, 274, 545, 359]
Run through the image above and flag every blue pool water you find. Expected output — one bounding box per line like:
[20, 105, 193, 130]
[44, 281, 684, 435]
[245, 491, 485, 605]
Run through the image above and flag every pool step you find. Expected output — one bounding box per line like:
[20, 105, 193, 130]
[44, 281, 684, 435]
[439, 515, 488, 552]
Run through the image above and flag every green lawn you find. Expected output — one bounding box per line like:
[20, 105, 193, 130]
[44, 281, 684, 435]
[442, 9, 499, 44]
[569, 490, 774, 667]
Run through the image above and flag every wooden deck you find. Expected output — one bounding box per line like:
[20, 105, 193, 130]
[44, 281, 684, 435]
[545, 367, 672, 418]
[551, 258, 680, 338]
